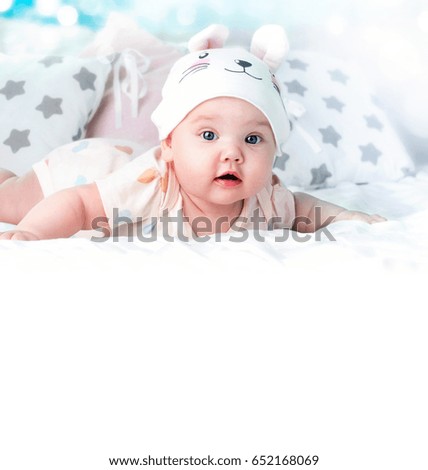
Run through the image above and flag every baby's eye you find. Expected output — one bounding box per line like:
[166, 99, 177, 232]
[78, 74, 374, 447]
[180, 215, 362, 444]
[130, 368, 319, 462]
[245, 135, 262, 144]
[201, 131, 218, 141]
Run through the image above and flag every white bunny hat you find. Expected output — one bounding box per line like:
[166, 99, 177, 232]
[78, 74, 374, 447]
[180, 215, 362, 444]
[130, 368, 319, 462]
[151, 24, 290, 156]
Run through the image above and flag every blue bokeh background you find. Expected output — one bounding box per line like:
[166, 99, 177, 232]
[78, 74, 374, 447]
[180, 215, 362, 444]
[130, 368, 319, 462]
[1, 0, 426, 37]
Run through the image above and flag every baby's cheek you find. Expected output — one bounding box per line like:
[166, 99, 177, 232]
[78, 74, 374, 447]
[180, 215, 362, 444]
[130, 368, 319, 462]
[258, 162, 274, 185]
[250, 172, 272, 196]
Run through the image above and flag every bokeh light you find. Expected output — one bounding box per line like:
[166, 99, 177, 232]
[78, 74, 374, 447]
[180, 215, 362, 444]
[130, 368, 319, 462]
[36, 0, 60, 16]
[0, 0, 13, 13]
[57, 5, 78, 26]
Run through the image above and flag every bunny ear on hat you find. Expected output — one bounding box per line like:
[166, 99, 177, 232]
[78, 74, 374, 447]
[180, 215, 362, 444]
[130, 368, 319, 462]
[250, 24, 289, 72]
[188, 23, 288, 72]
[188, 24, 230, 52]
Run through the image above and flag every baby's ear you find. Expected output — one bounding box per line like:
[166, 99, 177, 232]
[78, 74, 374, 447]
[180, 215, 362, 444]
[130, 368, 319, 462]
[250, 24, 289, 72]
[160, 136, 174, 162]
[188, 24, 229, 52]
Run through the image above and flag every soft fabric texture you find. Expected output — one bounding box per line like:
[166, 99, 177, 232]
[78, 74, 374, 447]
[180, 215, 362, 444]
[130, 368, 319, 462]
[0, 54, 111, 175]
[274, 50, 415, 188]
[80, 13, 183, 153]
[33, 138, 146, 197]
[151, 47, 291, 156]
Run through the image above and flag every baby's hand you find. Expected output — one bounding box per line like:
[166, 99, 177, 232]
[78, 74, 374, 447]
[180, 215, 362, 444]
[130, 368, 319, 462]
[0, 230, 40, 241]
[333, 210, 387, 224]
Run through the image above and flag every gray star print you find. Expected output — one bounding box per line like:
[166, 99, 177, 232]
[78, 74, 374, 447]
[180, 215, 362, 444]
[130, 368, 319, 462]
[38, 56, 64, 67]
[274, 153, 290, 171]
[328, 69, 349, 84]
[287, 59, 308, 71]
[360, 143, 382, 164]
[323, 96, 345, 112]
[310, 164, 332, 185]
[3, 129, 31, 153]
[284, 80, 307, 96]
[0, 80, 26, 100]
[364, 114, 383, 131]
[35, 96, 63, 119]
[319, 125, 341, 147]
[73, 67, 97, 91]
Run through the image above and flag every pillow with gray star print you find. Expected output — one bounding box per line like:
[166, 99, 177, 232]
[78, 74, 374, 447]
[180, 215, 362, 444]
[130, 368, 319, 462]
[273, 50, 414, 188]
[0, 54, 112, 175]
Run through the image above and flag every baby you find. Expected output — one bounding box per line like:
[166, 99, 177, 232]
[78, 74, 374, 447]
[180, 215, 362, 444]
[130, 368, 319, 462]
[0, 47, 385, 241]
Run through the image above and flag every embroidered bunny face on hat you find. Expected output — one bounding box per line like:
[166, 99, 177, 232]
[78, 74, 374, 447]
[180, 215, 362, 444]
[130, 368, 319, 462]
[179, 48, 277, 86]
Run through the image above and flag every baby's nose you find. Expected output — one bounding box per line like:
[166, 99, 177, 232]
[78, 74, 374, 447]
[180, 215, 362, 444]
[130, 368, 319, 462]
[235, 59, 252, 68]
[221, 145, 244, 163]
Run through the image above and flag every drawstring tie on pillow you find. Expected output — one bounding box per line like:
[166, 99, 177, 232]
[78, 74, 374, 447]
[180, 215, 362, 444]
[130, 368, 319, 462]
[112, 49, 151, 129]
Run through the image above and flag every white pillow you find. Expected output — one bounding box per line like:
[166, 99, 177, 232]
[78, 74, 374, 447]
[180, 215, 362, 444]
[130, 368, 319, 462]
[0, 54, 111, 175]
[275, 50, 415, 188]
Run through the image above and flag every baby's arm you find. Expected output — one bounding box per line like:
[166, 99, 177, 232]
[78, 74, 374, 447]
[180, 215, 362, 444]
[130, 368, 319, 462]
[293, 191, 386, 233]
[0, 183, 107, 240]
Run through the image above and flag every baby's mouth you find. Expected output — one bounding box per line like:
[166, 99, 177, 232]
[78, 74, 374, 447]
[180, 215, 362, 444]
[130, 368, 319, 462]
[214, 172, 242, 187]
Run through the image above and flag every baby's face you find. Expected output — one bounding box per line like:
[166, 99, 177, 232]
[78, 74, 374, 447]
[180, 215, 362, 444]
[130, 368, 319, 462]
[161, 97, 276, 212]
